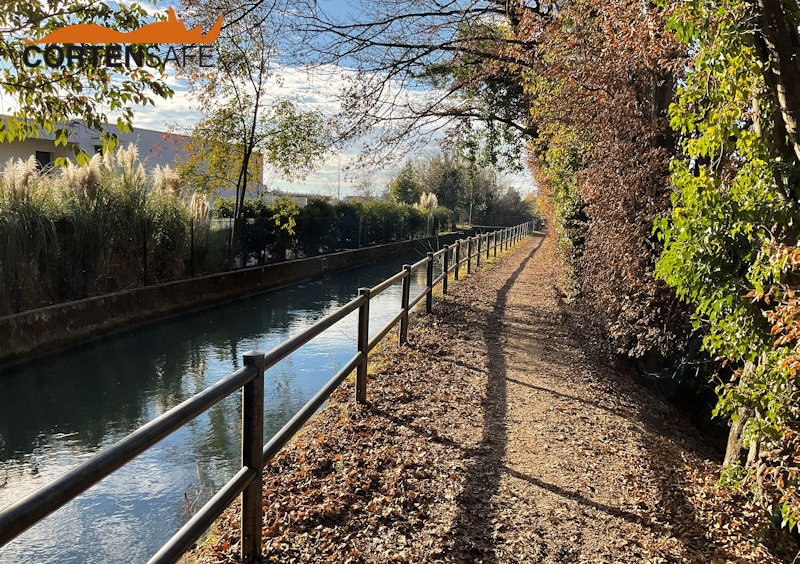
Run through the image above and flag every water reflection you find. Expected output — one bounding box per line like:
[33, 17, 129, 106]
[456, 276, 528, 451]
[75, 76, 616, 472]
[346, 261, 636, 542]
[0, 248, 441, 563]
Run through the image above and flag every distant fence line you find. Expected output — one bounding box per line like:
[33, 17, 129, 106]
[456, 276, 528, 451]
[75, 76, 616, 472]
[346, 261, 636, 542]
[1, 211, 455, 316]
[0, 222, 536, 563]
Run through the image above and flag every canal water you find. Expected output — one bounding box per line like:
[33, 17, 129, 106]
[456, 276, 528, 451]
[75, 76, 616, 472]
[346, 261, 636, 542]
[0, 248, 443, 563]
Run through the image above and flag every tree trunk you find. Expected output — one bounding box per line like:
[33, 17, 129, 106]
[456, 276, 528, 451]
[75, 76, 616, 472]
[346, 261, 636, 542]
[227, 151, 252, 270]
[757, 0, 800, 164]
[752, 16, 796, 201]
[724, 407, 749, 466]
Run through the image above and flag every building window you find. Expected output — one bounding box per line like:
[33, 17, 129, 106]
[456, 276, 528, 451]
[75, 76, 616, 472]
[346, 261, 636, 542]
[35, 151, 52, 170]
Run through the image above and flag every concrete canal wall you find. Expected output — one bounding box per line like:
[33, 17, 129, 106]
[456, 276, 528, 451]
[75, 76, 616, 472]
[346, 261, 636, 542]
[1, 233, 466, 366]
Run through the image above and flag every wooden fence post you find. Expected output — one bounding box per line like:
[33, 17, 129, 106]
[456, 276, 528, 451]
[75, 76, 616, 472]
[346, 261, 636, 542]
[400, 265, 411, 344]
[426, 252, 434, 313]
[476, 235, 482, 268]
[467, 237, 473, 274]
[356, 288, 370, 403]
[493, 231, 498, 257]
[454, 241, 461, 281]
[241, 351, 265, 564]
[443, 246, 449, 295]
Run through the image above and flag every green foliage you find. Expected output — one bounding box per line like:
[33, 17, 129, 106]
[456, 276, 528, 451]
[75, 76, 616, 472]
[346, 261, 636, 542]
[388, 161, 422, 205]
[420, 20, 530, 171]
[263, 101, 331, 179]
[0, 147, 211, 313]
[418, 154, 464, 211]
[654, 159, 780, 362]
[655, 0, 790, 372]
[179, 1, 331, 268]
[654, 0, 800, 528]
[535, 131, 588, 254]
[211, 196, 439, 259]
[0, 2, 171, 160]
[175, 123, 263, 197]
[433, 206, 455, 232]
[390, 153, 537, 225]
[178, 98, 330, 195]
[270, 197, 300, 234]
[296, 197, 337, 256]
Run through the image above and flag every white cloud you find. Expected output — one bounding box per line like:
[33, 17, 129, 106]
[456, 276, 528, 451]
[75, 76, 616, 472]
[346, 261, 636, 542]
[130, 83, 200, 131]
[129, 61, 537, 197]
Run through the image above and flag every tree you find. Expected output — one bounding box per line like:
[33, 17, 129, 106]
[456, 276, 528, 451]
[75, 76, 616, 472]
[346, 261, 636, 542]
[353, 174, 378, 201]
[654, 0, 800, 527]
[418, 153, 467, 213]
[269, 196, 299, 261]
[180, 0, 329, 267]
[388, 152, 520, 224]
[0, 2, 172, 160]
[173, 121, 263, 197]
[287, 0, 544, 168]
[479, 186, 534, 225]
[387, 161, 422, 205]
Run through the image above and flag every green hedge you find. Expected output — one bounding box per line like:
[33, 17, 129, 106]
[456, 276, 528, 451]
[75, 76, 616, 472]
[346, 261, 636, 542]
[1, 157, 453, 313]
[213, 197, 451, 264]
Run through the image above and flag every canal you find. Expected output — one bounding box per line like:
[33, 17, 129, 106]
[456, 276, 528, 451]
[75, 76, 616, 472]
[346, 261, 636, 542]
[0, 248, 443, 563]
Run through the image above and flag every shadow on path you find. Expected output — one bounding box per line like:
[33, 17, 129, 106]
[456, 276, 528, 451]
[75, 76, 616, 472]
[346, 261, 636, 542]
[370, 405, 664, 535]
[504, 377, 628, 418]
[553, 290, 718, 560]
[444, 237, 543, 562]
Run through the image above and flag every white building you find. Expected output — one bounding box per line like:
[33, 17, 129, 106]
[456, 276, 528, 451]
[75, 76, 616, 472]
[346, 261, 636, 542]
[261, 192, 334, 207]
[0, 118, 189, 171]
[0, 118, 279, 203]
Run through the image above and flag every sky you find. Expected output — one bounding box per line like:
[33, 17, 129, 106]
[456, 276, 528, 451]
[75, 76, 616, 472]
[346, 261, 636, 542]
[23, 1, 538, 199]
[131, 62, 536, 199]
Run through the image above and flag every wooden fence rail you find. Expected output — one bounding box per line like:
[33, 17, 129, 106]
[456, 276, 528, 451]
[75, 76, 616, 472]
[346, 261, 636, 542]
[0, 222, 535, 563]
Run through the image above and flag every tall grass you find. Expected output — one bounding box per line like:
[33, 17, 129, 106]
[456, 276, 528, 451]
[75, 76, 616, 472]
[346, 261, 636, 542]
[0, 146, 455, 315]
[0, 146, 209, 314]
[0, 157, 57, 311]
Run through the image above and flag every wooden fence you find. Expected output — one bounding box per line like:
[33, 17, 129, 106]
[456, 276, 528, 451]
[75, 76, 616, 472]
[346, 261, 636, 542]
[0, 222, 535, 563]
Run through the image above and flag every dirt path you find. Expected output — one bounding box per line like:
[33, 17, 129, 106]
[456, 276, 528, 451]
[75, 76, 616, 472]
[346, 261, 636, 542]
[437, 235, 718, 562]
[197, 234, 782, 563]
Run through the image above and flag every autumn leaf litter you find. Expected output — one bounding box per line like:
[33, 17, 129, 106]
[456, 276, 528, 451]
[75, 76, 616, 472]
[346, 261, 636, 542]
[193, 235, 793, 563]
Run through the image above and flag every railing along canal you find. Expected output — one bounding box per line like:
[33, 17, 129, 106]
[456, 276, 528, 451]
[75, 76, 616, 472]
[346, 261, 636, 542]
[0, 222, 536, 563]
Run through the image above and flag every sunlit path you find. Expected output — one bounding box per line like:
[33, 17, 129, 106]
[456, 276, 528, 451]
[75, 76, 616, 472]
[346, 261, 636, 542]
[197, 235, 779, 563]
